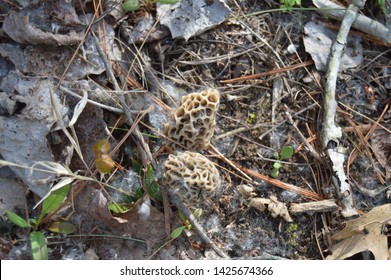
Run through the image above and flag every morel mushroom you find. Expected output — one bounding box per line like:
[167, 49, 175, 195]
[163, 88, 219, 151]
[163, 151, 221, 204]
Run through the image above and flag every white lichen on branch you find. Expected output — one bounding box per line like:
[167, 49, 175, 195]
[322, 1, 366, 217]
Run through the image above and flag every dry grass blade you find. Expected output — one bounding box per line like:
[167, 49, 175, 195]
[236, 164, 324, 201]
[220, 60, 314, 83]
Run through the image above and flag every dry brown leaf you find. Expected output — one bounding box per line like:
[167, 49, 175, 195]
[75, 184, 166, 250]
[327, 204, 391, 260]
[3, 11, 83, 45]
[249, 195, 293, 222]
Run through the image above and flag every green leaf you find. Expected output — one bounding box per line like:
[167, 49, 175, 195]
[108, 202, 130, 213]
[145, 165, 155, 187]
[280, 146, 294, 160]
[273, 162, 282, 170]
[193, 208, 202, 220]
[47, 221, 76, 234]
[270, 168, 279, 178]
[93, 139, 111, 155]
[171, 226, 186, 239]
[30, 231, 48, 260]
[34, 177, 74, 210]
[93, 140, 115, 174]
[4, 210, 29, 228]
[29, 218, 37, 226]
[133, 187, 144, 201]
[95, 154, 115, 174]
[122, 0, 139, 12]
[37, 185, 70, 225]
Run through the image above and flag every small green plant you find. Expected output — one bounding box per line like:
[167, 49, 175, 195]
[287, 223, 300, 247]
[171, 208, 202, 238]
[270, 146, 294, 178]
[122, 0, 181, 12]
[148, 208, 202, 259]
[246, 112, 257, 124]
[107, 160, 162, 215]
[5, 185, 75, 260]
[280, 0, 301, 12]
[131, 159, 162, 202]
[375, 0, 387, 15]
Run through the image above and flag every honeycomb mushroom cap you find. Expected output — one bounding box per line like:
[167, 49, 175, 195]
[163, 88, 219, 150]
[163, 151, 221, 204]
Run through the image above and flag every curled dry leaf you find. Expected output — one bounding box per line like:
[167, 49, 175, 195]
[249, 195, 293, 222]
[3, 11, 83, 45]
[93, 140, 116, 174]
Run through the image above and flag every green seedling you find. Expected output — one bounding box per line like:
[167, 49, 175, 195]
[270, 146, 294, 178]
[108, 159, 163, 214]
[246, 112, 257, 124]
[5, 185, 75, 260]
[280, 0, 301, 12]
[122, 0, 139, 11]
[171, 208, 202, 238]
[131, 159, 162, 202]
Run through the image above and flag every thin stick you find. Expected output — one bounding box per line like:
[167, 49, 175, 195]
[236, 164, 324, 201]
[321, 1, 365, 217]
[220, 60, 313, 84]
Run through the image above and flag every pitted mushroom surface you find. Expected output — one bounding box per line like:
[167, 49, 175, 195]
[163, 151, 221, 204]
[163, 88, 219, 151]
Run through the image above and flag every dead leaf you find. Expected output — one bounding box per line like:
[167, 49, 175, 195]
[0, 72, 69, 197]
[0, 167, 27, 219]
[3, 11, 83, 45]
[158, 0, 231, 41]
[84, 248, 99, 260]
[249, 195, 293, 222]
[303, 21, 363, 71]
[75, 184, 166, 250]
[327, 204, 391, 260]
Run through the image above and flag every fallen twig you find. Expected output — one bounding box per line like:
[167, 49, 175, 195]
[313, 0, 391, 45]
[321, 1, 365, 217]
[235, 164, 324, 201]
[290, 199, 338, 214]
[168, 192, 229, 259]
[220, 60, 314, 84]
